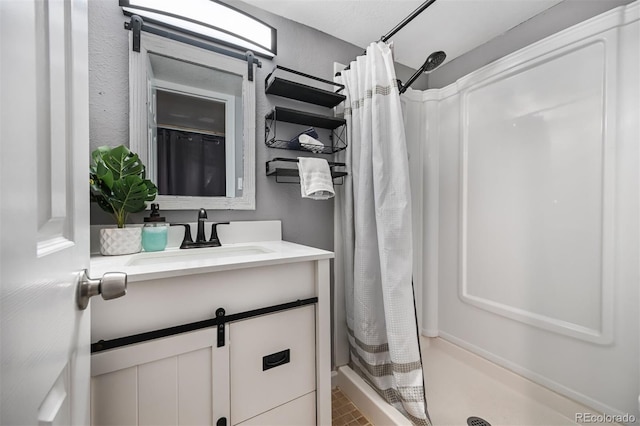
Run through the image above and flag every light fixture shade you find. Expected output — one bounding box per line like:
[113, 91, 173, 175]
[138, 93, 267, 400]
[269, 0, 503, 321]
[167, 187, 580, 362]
[120, 0, 277, 58]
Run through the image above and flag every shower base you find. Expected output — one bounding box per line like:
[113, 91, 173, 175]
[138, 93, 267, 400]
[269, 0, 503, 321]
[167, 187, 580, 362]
[334, 337, 613, 426]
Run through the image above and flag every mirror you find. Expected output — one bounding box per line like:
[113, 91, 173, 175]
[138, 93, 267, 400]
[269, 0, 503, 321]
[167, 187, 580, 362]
[129, 32, 255, 209]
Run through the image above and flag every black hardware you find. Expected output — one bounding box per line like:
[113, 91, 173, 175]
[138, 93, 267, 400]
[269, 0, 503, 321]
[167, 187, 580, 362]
[144, 203, 165, 223]
[216, 308, 226, 348]
[170, 223, 194, 249]
[246, 51, 255, 82]
[174, 210, 230, 249]
[264, 66, 347, 154]
[399, 51, 447, 94]
[263, 349, 290, 371]
[335, 0, 439, 77]
[266, 76, 345, 107]
[216, 417, 227, 426]
[266, 107, 345, 129]
[196, 208, 208, 243]
[380, 0, 437, 43]
[91, 297, 318, 353]
[467, 417, 492, 426]
[209, 222, 230, 247]
[226, 298, 314, 324]
[124, 15, 262, 68]
[266, 158, 347, 184]
[129, 15, 142, 52]
[267, 157, 345, 167]
[265, 107, 347, 154]
[265, 66, 346, 107]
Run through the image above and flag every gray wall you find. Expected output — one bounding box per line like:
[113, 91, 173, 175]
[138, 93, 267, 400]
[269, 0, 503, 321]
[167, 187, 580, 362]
[428, 0, 634, 89]
[88, 0, 421, 251]
[86, 0, 631, 253]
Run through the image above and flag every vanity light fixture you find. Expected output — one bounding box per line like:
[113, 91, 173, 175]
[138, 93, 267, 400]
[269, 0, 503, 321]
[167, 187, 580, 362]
[120, 0, 277, 58]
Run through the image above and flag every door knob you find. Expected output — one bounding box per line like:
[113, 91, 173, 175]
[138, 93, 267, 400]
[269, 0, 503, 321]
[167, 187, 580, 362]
[77, 269, 127, 310]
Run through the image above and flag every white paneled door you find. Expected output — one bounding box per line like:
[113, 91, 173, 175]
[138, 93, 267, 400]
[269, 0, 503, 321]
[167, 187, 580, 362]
[1, 0, 91, 424]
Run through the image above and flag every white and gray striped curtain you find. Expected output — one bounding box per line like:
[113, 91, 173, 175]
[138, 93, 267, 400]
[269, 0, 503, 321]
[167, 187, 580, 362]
[339, 41, 431, 425]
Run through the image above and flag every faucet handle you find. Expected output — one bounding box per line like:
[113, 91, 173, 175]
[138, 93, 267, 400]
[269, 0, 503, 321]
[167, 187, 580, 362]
[170, 223, 194, 249]
[209, 222, 230, 246]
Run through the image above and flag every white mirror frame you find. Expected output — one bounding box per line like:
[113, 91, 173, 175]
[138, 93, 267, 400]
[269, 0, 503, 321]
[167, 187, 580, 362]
[129, 32, 256, 210]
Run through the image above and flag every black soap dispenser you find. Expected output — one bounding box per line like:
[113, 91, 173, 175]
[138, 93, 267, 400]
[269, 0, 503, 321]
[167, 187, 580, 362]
[142, 203, 168, 252]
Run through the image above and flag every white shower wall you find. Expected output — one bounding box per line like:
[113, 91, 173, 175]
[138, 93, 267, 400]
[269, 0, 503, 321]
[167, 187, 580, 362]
[404, 2, 639, 419]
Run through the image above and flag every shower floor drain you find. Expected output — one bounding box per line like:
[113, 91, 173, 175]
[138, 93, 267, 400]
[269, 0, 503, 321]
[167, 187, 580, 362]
[467, 416, 491, 426]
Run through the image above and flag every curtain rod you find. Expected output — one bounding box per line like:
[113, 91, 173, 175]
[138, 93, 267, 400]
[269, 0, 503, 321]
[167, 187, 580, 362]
[380, 0, 437, 43]
[335, 0, 438, 77]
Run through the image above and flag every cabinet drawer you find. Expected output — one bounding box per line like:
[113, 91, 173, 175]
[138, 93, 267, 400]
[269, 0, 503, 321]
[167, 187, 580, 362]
[230, 305, 316, 424]
[235, 392, 316, 426]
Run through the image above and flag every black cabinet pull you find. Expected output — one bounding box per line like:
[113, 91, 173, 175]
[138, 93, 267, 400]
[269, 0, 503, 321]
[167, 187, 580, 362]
[263, 349, 290, 371]
[216, 417, 227, 426]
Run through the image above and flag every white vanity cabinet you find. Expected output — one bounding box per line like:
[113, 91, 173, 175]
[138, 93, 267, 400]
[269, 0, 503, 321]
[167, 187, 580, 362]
[89, 231, 332, 426]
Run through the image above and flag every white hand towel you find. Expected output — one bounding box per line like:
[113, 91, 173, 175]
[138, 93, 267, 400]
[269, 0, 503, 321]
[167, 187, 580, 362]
[298, 134, 325, 153]
[297, 157, 335, 200]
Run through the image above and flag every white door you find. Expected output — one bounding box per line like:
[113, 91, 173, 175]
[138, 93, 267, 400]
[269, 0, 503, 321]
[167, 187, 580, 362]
[1, 0, 91, 424]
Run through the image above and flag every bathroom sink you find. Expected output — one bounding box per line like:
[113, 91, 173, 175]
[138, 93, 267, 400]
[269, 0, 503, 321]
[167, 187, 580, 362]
[126, 245, 273, 266]
[90, 221, 334, 283]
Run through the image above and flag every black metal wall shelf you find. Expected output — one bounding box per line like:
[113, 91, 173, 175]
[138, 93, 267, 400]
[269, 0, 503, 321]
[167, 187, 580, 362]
[265, 66, 346, 108]
[266, 107, 345, 129]
[265, 107, 347, 154]
[264, 65, 347, 155]
[266, 158, 347, 184]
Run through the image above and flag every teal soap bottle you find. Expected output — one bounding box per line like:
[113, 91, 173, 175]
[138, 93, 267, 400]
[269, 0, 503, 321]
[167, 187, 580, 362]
[142, 203, 168, 252]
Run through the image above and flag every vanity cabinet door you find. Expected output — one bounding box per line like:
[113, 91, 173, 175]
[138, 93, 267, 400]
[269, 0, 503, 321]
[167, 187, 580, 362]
[229, 305, 316, 425]
[91, 328, 227, 426]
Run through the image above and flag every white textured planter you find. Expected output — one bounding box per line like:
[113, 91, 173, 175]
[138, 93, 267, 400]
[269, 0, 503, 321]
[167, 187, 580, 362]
[99, 227, 142, 256]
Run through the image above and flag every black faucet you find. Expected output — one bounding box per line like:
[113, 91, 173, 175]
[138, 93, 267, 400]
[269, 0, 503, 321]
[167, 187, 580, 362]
[196, 208, 208, 243]
[171, 208, 230, 249]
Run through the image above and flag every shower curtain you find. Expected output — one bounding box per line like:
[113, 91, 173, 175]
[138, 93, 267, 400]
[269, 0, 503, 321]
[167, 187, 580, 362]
[338, 41, 431, 426]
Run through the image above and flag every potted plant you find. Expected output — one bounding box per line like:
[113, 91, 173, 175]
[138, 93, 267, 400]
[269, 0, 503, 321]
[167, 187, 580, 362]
[90, 145, 158, 255]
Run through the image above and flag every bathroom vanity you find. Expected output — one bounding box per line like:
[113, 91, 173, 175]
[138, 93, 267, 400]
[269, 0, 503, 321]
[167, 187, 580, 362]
[89, 221, 332, 426]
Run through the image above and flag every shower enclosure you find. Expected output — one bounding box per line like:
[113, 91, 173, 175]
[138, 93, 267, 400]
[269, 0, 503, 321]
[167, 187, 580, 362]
[410, 2, 639, 419]
[335, 2, 639, 423]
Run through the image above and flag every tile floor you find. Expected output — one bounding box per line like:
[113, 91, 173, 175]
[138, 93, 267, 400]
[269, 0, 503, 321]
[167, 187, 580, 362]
[332, 387, 373, 426]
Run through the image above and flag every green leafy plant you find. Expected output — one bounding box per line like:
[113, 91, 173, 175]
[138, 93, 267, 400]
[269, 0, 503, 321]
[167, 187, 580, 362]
[90, 145, 158, 228]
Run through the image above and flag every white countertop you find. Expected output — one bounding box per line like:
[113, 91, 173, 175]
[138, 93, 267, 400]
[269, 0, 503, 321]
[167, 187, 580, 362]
[90, 240, 334, 283]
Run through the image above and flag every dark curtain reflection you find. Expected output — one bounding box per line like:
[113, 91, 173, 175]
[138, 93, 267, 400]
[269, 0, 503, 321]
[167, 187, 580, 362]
[157, 128, 226, 197]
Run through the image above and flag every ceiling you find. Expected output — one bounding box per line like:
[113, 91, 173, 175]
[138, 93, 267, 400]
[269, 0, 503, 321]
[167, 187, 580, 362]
[242, 0, 565, 70]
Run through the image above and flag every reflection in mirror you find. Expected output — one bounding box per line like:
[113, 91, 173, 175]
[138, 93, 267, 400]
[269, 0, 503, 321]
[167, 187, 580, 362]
[148, 53, 243, 198]
[129, 33, 255, 210]
[156, 90, 229, 197]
